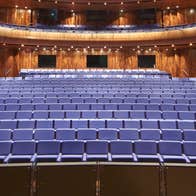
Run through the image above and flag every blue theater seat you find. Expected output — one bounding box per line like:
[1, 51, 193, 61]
[183, 131, 196, 141]
[162, 130, 182, 141]
[82, 111, 97, 119]
[35, 104, 49, 110]
[130, 111, 145, 119]
[114, 111, 129, 119]
[33, 111, 49, 119]
[146, 111, 162, 119]
[124, 120, 141, 129]
[98, 111, 113, 119]
[106, 119, 123, 129]
[0, 111, 15, 119]
[36, 120, 53, 129]
[34, 141, 60, 162]
[61, 141, 84, 161]
[77, 129, 97, 140]
[16, 111, 32, 119]
[159, 141, 187, 163]
[0, 120, 17, 129]
[34, 129, 55, 140]
[162, 111, 178, 120]
[77, 104, 90, 110]
[13, 129, 33, 140]
[119, 129, 139, 140]
[49, 111, 65, 119]
[0, 141, 12, 163]
[72, 119, 88, 128]
[66, 111, 81, 119]
[159, 120, 177, 129]
[98, 129, 118, 140]
[178, 120, 195, 129]
[142, 120, 159, 129]
[56, 129, 75, 140]
[8, 141, 35, 163]
[110, 141, 134, 161]
[0, 129, 12, 140]
[54, 120, 71, 129]
[179, 112, 195, 120]
[140, 129, 161, 141]
[183, 142, 196, 163]
[89, 119, 105, 129]
[86, 141, 108, 161]
[134, 141, 160, 162]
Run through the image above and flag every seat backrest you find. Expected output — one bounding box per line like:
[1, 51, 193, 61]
[162, 130, 182, 141]
[37, 141, 60, 155]
[110, 141, 133, 154]
[98, 129, 118, 140]
[0, 141, 12, 155]
[134, 141, 157, 155]
[13, 129, 33, 140]
[34, 129, 55, 140]
[183, 131, 196, 141]
[77, 129, 97, 140]
[0, 129, 12, 140]
[86, 141, 108, 154]
[183, 142, 196, 156]
[56, 129, 76, 140]
[159, 141, 182, 155]
[12, 141, 35, 155]
[140, 129, 161, 141]
[61, 141, 84, 154]
[119, 129, 139, 140]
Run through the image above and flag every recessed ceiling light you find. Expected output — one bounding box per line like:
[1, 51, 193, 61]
[190, 8, 195, 14]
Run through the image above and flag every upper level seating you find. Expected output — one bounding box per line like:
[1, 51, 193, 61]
[0, 70, 195, 163]
[1, 23, 195, 32]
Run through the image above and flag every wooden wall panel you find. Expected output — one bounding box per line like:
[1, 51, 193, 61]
[0, 8, 37, 26]
[160, 8, 196, 26]
[0, 48, 18, 77]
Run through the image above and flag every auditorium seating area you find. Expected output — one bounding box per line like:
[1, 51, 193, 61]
[0, 70, 195, 164]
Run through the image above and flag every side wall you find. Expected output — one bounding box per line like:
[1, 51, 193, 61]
[0, 8, 195, 26]
[0, 47, 195, 77]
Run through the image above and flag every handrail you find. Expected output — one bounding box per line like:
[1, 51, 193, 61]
[182, 70, 189, 77]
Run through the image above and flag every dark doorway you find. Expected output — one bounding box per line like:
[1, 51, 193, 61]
[38, 55, 56, 68]
[138, 55, 156, 68]
[87, 55, 108, 68]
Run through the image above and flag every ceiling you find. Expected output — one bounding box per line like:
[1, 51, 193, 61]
[0, 0, 195, 11]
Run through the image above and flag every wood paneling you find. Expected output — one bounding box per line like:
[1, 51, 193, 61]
[0, 48, 18, 77]
[0, 47, 195, 77]
[0, 25, 195, 43]
[157, 8, 196, 26]
[0, 8, 33, 26]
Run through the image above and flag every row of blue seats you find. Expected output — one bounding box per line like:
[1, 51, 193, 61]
[0, 111, 195, 120]
[0, 94, 195, 98]
[1, 89, 196, 92]
[0, 128, 196, 142]
[0, 140, 196, 163]
[1, 87, 195, 91]
[0, 97, 195, 104]
[0, 103, 195, 111]
[0, 119, 194, 130]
